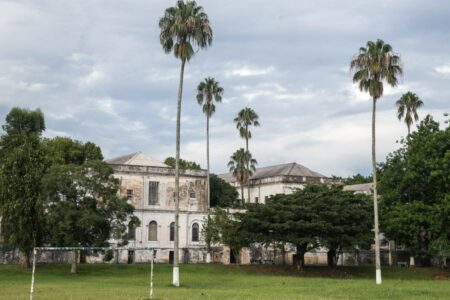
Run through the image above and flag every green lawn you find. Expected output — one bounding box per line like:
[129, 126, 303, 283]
[1, 264, 449, 300]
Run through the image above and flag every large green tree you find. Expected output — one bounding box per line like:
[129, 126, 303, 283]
[350, 39, 403, 284]
[44, 136, 103, 165]
[379, 115, 450, 266]
[196, 77, 224, 212]
[227, 148, 257, 205]
[159, 0, 212, 286]
[42, 160, 138, 273]
[163, 157, 201, 170]
[396, 91, 424, 136]
[0, 108, 48, 267]
[234, 107, 260, 203]
[210, 174, 239, 208]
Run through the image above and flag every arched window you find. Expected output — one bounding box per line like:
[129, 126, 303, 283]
[148, 221, 157, 241]
[192, 223, 199, 242]
[128, 222, 136, 240]
[169, 222, 175, 241]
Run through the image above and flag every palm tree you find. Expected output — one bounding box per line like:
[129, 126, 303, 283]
[159, 0, 212, 287]
[350, 39, 403, 285]
[227, 148, 257, 205]
[396, 92, 424, 135]
[196, 77, 223, 263]
[233, 108, 260, 203]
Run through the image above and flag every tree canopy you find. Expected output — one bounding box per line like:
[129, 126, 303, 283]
[209, 174, 239, 208]
[164, 157, 201, 170]
[379, 115, 450, 265]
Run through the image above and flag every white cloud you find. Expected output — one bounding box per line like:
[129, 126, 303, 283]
[225, 65, 275, 77]
[435, 63, 450, 74]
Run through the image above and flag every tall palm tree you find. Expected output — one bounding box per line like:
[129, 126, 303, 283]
[159, 0, 212, 287]
[227, 148, 257, 205]
[196, 77, 223, 263]
[396, 92, 424, 135]
[233, 107, 260, 203]
[350, 39, 402, 285]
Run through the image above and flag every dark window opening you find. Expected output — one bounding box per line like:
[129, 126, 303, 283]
[148, 181, 159, 205]
[169, 222, 175, 241]
[192, 223, 199, 242]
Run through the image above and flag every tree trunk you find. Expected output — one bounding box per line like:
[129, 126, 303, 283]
[407, 124, 410, 136]
[245, 129, 250, 203]
[206, 115, 210, 211]
[21, 251, 31, 268]
[240, 183, 244, 206]
[173, 58, 186, 287]
[295, 245, 306, 271]
[327, 249, 337, 267]
[71, 250, 78, 274]
[372, 97, 382, 285]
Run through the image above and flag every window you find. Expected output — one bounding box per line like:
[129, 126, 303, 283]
[255, 197, 259, 204]
[148, 221, 157, 241]
[192, 223, 199, 242]
[264, 196, 268, 201]
[126, 189, 133, 200]
[189, 191, 196, 198]
[169, 222, 175, 241]
[128, 222, 136, 240]
[148, 182, 159, 205]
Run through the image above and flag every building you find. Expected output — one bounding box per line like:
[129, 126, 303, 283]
[219, 162, 330, 203]
[105, 152, 208, 264]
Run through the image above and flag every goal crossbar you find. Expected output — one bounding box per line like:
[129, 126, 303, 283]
[30, 246, 157, 300]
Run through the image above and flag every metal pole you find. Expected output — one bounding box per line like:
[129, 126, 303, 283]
[149, 250, 154, 299]
[30, 248, 36, 300]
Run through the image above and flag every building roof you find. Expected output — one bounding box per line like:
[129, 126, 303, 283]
[219, 162, 326, 182]
[105, 152, 168, 168]
[343, 183, 373, 193]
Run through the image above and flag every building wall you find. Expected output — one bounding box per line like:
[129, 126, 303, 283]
[235, 182, 306, 204]
[112, 165, 209, 263]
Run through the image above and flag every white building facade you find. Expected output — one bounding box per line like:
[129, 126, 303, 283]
[106, 152, 208, 264]
[219, 162, 330, 204]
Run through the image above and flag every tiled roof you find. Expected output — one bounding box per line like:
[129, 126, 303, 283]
[219, 162, 326, 182]
[343, 183, 373, 193]
[105, 152, 167, 168]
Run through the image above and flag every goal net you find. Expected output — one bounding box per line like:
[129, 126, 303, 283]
[29, 246, 156, 300]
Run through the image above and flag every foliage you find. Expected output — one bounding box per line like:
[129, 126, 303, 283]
[344, 173, 373, 185]
[234, 107, 260, 141]
[204, 207, 250, 263]
[241, 186, 373, 268]
[396, 91, 424, 135]
[164, 157, 201, 170]
[44, 137, 103, 165]
[350, 39, 403, 100]
[227, 148, 257, 204]
[159, 0, 212, 62]
[196, 77, 224, 117]
[209, 174, 239, 208]
[0, 108, 48, 266]
[379, 115, 450, 264]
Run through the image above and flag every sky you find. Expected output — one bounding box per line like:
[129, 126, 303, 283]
[0, 0, 449, 176]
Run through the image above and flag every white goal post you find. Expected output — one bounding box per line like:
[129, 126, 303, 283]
[29, 246, 156, 300]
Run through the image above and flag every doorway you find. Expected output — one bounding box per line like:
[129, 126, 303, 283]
[127, 250, 135, 264]
[169, 251, 174, 264]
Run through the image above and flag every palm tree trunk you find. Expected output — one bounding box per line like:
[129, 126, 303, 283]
[206, 115, 212, 263]
[372, 97, 382, 285]
[71, 250, 78, 274]
[245, 127, 250, 204]
[173, 58, 186, 287]
[407, 124, 410, 136]
[206, 115, 210, 211]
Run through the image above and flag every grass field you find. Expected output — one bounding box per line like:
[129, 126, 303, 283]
[1, 264, 449, 300]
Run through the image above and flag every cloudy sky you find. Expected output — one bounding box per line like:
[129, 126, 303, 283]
[0, 0, 449, 176]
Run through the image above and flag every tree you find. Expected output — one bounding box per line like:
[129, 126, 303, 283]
[164, 157, 201, 170]
[44, 137, 103, 165]
[350, 39, 403, 284]
[203, 207, 249, 264]
[210, 174, 239, 208]
[313, 185, 373, 267]
[42, 160, 138, 273]
[0, 108, 47, 267]
[196, 77, 224, 211]
[234, 108, 260, 203]
[241, 191, 319, 270]
[396, 91, 424, 136]
[379, 115, 450, 266]
[344, 173, 373, 185]
[159, 0, 212, 286]
[227, 148, 257, 205]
